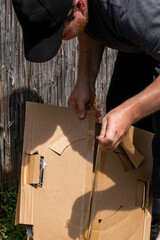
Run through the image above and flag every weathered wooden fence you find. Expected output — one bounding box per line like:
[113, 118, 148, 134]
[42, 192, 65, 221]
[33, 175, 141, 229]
[0, 0, 117, 190]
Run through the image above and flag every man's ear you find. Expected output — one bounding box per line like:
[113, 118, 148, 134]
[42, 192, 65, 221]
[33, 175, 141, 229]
[74, 0, 87, 16]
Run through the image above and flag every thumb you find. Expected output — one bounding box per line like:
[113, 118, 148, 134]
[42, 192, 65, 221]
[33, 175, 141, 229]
[78, 102, 86, 119]
[98, 118, 107, 139]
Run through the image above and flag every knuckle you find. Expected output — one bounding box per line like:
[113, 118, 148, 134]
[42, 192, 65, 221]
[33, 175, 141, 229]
[106, 136, 113, 144]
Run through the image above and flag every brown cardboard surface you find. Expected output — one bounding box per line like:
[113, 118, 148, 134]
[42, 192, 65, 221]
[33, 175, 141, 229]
[15, 102, 95, 239]
[27, 154, 40, 184]
[120, 126, 144, 168]
[16, 103, 153, 240]
[88, 126, 153, 240]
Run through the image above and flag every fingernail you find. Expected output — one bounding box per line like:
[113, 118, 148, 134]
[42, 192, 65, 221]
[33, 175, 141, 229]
[79, 113, 85, 118]
[97, 135, 103, 140]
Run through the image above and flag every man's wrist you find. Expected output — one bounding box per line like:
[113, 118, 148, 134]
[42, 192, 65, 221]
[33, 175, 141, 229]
[117, 101, 139, 127]
[76, 77, 95, 88]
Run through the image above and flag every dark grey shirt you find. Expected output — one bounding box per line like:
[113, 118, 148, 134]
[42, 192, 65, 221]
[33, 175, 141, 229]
[85, 0, 160, 61]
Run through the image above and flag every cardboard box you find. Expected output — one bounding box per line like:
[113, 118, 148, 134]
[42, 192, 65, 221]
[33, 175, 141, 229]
[15, 102, 96, 239]
[87, 125, 153, 240]
[15, 102, 153, 240]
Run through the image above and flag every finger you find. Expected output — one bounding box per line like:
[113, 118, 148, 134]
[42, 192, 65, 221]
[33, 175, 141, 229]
[99, 118, 108, 138]
[68, 98, 77, 109]
[98, 133, 116, 148]
[96, 111, 101, 123]
[98, 142, 110, 152]
[68, 103, 78, 109]
[98, 126, 117, 151]
[88, 105, 101, 123]
[88, 105, 96, 110]
[98, 137, 116, 152]
[96, 111, 101, 118]
[78, 101, 86, 119]
[99, 131, 125, 151]
[88, 105, 101, 117]
[101, 135, 122, 151]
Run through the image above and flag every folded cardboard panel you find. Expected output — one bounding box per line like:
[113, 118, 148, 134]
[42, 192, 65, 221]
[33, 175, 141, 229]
[88, 126, 153, 240]
[15, 102, 95, 239]
[15, 102, 153, 240]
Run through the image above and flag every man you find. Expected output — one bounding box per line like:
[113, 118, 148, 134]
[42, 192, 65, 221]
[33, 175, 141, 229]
[12, 0, 160, 236]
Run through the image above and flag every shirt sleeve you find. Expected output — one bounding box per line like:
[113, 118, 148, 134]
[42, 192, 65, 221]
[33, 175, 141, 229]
[119, 0, 160, 61]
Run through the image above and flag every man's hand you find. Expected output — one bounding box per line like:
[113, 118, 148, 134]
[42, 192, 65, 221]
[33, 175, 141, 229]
[68, 82, 101, 121]
[98, 75, 160, 151]
[68, 32, 104, 121]
[68, 82, 95, 119]
[97, 106, 132, 151]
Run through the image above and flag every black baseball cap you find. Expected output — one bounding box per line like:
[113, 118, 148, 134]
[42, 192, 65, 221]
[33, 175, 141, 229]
[12, 0, 73, 62]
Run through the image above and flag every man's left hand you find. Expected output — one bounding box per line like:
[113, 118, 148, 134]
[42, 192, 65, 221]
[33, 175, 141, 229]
[97, 106, 132, 151]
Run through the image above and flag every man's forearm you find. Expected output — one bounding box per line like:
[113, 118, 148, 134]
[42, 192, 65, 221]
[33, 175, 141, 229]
[98, 75, 160, 151]
[77, 32, 104, 88]
[68, 32, 104, 119]
[119, 75, 160, 124]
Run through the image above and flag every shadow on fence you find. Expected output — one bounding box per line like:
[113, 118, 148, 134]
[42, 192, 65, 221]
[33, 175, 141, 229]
[0, 88, 43, 191]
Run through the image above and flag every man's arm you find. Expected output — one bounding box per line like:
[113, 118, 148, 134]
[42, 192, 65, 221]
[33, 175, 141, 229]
[98, 75, 160, 151]
[68, 32, 104, 118]
[69, 32, 160, 153]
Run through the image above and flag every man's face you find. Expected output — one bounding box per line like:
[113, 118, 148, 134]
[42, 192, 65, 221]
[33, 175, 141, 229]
[63, 12, 88, 40]
[63, 19, 78, 40]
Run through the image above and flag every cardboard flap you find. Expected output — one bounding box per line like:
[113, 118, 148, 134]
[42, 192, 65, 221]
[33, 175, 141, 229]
[15, 185, 34, 225]
[27, 154, 40, 185]
[120, 128, 144, 168]
[114, 145, 135, 171]
[49, 130, 86, 155]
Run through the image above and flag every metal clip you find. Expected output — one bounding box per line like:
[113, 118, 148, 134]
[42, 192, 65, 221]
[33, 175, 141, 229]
[39, 156, 47, 187]
[26, 226, 33, 239]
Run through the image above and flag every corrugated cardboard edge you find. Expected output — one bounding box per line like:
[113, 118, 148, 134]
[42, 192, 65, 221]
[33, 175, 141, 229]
[142, 193, 153, 240]
[15, 153, 34, 225]
[15, 102, 39, 226]
[81, 111, 96, 238]
[86, 145, 101, 240]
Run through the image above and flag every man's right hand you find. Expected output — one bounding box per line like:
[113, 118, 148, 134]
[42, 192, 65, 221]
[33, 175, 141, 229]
[68, 82, 95, 119]
[68, 32, 104, 120]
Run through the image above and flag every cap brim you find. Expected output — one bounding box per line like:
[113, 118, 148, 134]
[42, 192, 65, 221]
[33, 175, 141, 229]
[23, 23, 64, 62]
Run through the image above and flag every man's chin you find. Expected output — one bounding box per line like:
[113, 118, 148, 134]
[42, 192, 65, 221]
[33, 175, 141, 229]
[62, 30, 84, 40]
